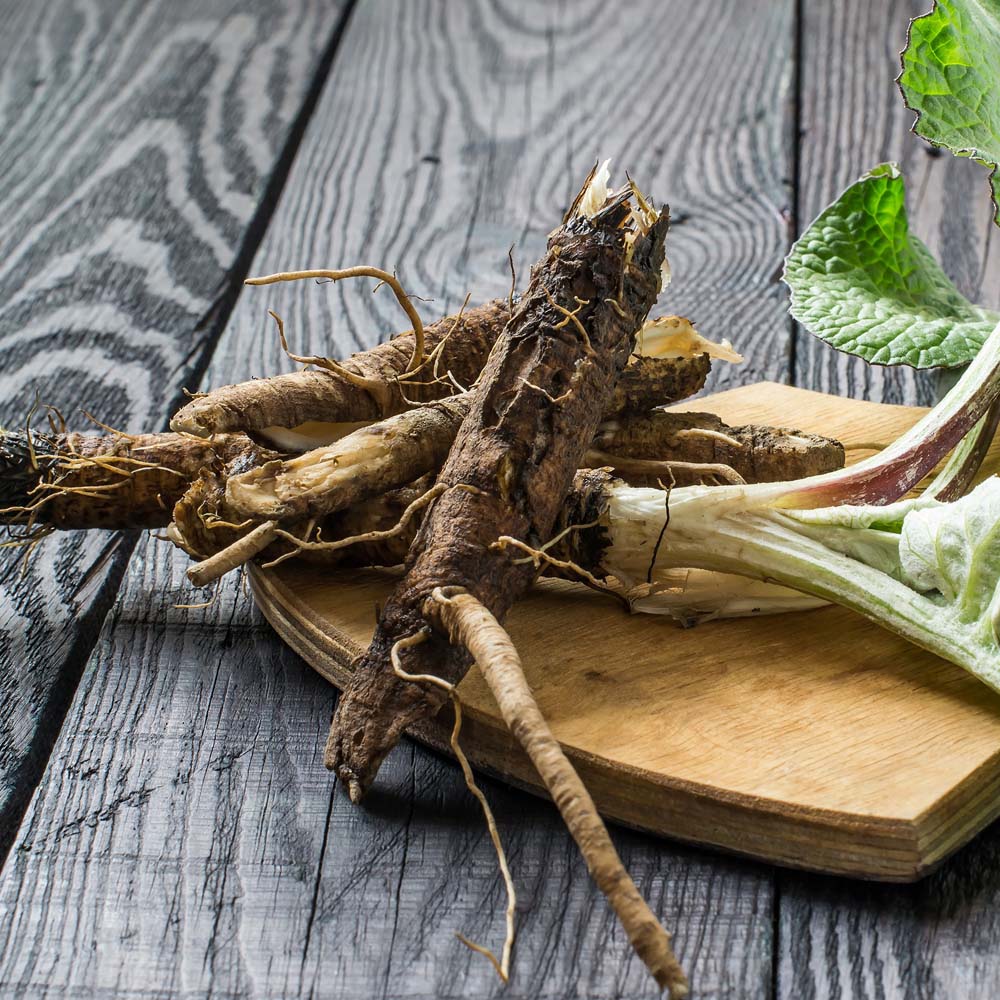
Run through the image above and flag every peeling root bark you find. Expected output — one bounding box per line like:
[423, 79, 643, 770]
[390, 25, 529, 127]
[424, 588, 688, 998]
[171, 298, 512, 438]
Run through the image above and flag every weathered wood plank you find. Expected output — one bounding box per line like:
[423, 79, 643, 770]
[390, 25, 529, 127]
[778, 1, 1000, 996]
[0, 0, 793, 995]
[203, 0, 796, 388]
[777, 852, 1000, 1000]
[0, 0, 352, 854]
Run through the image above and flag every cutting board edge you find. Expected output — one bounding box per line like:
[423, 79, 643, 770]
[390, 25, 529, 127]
[247, 380, 1000, 883]
[250, 562, 976, 883]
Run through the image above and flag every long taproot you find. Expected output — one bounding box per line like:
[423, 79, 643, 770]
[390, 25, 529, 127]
[326, 181, 669, 796]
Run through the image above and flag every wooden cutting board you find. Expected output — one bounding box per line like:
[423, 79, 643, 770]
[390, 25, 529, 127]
[249, 382, 1000, 883]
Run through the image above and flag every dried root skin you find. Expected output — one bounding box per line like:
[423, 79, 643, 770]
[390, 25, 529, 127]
[609, 354, 710, 415]
[225, 396, 471, 522]
[424, 590, 687, 998]
[170, 299, 511, 437]
[328, 186, 669, 794]
[0, 430, 259, 530]
[592, 410, 845, 485]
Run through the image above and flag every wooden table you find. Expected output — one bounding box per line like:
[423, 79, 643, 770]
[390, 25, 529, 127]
[0, 2, 997, 996]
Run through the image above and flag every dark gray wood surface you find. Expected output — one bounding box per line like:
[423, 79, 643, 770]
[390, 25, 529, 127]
[0, 0, 353, 858]
[0, 1, 997, 997]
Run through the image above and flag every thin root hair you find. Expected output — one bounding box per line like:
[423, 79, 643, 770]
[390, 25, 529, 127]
[268, 309, 387, 403]
[390, 629, 516, 982]
[245, 266, 428, 376]
[490, 534, 630, 612]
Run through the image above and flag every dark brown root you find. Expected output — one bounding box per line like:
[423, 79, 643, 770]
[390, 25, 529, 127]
[591, 409, 846, 484]
[489, 533, 631, 611]
[167, 441, 278, 561]
[220, 349, 714, 530]
[609, 354, 710, 416]
[0, 428, 269, 531]
[326, 173, 668, 797]
[260, 482, 479, 571]
[180, 470, 614, 576]
[170, 298, 512, 438]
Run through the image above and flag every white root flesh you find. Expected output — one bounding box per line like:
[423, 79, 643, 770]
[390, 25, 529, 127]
[633, 315, 742, 364]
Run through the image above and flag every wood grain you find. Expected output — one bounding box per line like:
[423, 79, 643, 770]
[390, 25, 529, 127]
[0, 0, 350, 855]
[0, 0, 794, 995]
[216, 0, 796, 390]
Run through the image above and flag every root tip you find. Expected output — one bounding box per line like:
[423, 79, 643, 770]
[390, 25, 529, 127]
[659, 964, 689, 998]
[328, 749, 368, 804]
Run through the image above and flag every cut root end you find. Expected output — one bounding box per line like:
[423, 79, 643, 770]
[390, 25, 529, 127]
[424, 587, 687, 997]
[186, 520, 278, 587]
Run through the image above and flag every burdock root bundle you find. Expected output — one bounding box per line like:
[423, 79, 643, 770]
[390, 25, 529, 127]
[1, 166, 856, 997]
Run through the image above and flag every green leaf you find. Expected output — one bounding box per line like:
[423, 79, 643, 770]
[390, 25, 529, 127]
[899, 0, 1000, 223]
[783, 163, 999, 368]
[900, 477, 1000, 639]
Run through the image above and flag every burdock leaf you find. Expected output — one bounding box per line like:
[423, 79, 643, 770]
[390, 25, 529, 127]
[899, 477, 1000, 642]
[899, 0, 1000, 223]
[783, 163, 999, 368]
